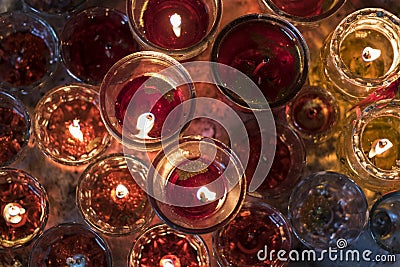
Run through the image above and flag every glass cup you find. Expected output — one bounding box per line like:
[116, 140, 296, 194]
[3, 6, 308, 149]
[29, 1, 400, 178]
[147, 136, 246, 234]
[0, 11, 59, 94]
[60, 7, 140, 85]
[29, 223, 112, 266]
[128, 224, 210, 267]
[258, 0, 346, 25]
[213, 200, 292, 267]
[99, 51, 196, 151]
[211, 14, 309, 111]
[338, 99, 400, 193]
[288, 171, 368, 250]
[321, 8, 400, 102]
[0, 168, 49, 250]
[369, 191, 400, 254]
[127, 0, 222, 60]
[77, 153, 154, 236]
[285, 85, 340, 143]
[34, 84, 111, 166]
[0, 89, 31, 167]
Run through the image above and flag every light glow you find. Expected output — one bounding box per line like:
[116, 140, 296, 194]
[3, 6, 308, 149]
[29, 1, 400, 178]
[69, 119, 84, 142]
[362, 47, 381, 62]
[170, 13, 182, 38]
[369, 138, 393, 158]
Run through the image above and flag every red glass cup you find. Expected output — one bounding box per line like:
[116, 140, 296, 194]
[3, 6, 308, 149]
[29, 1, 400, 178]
[127, 0, 222, 60]
[147, 136, 246, 234]
[128, 224, 210, 266]
[77, 153, 154, 236]
[99, 51, 195, 151]
[33, 84, 111, 166]
[29, 223, 112, 266]
[0, 11, 59, 94]
[60, 7, 140, 85]
[213, 200, 293, 266]
[0, 89, 31, 167]
[211, 14, 309, 111]
[0, 168, 49, 250]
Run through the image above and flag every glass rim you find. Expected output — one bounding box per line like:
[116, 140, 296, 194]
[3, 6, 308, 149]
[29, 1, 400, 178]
[210, 13, 310, 110]
[126, 0, 223, 60]
[22, 0, 87, 16]
[76, 152, 154, 236]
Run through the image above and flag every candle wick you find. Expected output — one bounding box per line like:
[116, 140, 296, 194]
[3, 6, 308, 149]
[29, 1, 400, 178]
[253, 57, 270, 80]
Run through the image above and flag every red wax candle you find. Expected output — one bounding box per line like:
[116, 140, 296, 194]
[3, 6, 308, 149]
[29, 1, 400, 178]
[141, 0, 209, 49]
[270, 0, 323, 17]
[115, 75, 184, 139]
[61, 7, 140, 84]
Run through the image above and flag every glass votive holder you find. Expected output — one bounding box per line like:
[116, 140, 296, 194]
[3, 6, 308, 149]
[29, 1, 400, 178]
[29, 223, 112, 266]
[60, 7, 140, 85]
[285, 85, 339, 143]
[321, 8, 400, 102]
[0, 89, 31, 167]
[147, 136, 246, 234]
[338, 99, 400, 192]
[213, 200, 292, 267]
[77, 153, 154, 236]
[0, 11, 59, 94]
[237, 121, 305, 202]
[258, 0, 345, 25]
[369, 191, 400, 254]
[211, 14, 309, 111]
[127, 0, 222, 60]
[23, 0, 86, 16]
[0, 168, 49, 250]
[128, 223, 210, 266]
[99, 51, 195, 151]
[288, 171, 368, 250]
[33, 84, 111, 166]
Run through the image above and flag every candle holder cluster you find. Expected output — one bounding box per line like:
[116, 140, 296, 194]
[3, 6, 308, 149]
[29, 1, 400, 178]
[1, 0, 400, 266]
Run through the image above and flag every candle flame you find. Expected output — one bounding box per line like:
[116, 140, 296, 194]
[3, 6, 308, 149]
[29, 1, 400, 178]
[362, 47, 381, 62]
[135, 112, 156, 139]
[69, 119, 84, 142]
[115, 184, 129, 199]
[170, 13, 182, 38]
[160, 255, 181, 267]
[196, 186, 217, 203]
[369, 138, 393, 158]
[3, 203, 26, 225]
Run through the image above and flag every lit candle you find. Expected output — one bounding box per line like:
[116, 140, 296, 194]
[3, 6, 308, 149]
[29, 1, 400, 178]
[34, 84, 111, 165]
[160, 255, 181, 267]
[170, 13, 182, 38]
[3, 203, 26, 227]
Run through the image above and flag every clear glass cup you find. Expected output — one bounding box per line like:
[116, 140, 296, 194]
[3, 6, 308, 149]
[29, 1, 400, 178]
[29, 223, 112, 266]
[128, 224, 210, 267]
[369, 191, 400, 254]
[0, 89, 31, 167]
[258, 0, 346, 25]
[211, 14, 309, 111]
[321, 8, 400, 102]
[77, 153, 154, 236]
[285, 85, 339, 143]
[213, 200, 292, 267]
[99, 51, 196, 151]
[60, 7, 140, 85]
[34, 84, 111, 166]
[127, 0, 222, 60]
[147, 136, 246, 234]
[288, 171, 368, 250]
[0, 168, 49, 250]
[338, 99, 400, 193]
[0, 11, 59, 94]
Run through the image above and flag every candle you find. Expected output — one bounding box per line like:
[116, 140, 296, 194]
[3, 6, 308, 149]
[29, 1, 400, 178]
[0, 169, 48, 249]
[322, 8, 400, 101]
[213, 201, 292, 266]
[127, 0, 222, 59]
[34, 84, 111, 166]
[60, 7, 140, 85]
[77, 153, 153, 235]
[288, 171, 368, 250]
[286, 86, 339, 142]
[211, 14, 309, 110]
[29, 223, 112, 267]
[148, 136, 246, 234]
[128, 224, 210, 267]
[0, 90, 30, 167]
[0, 11, 58, 92]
